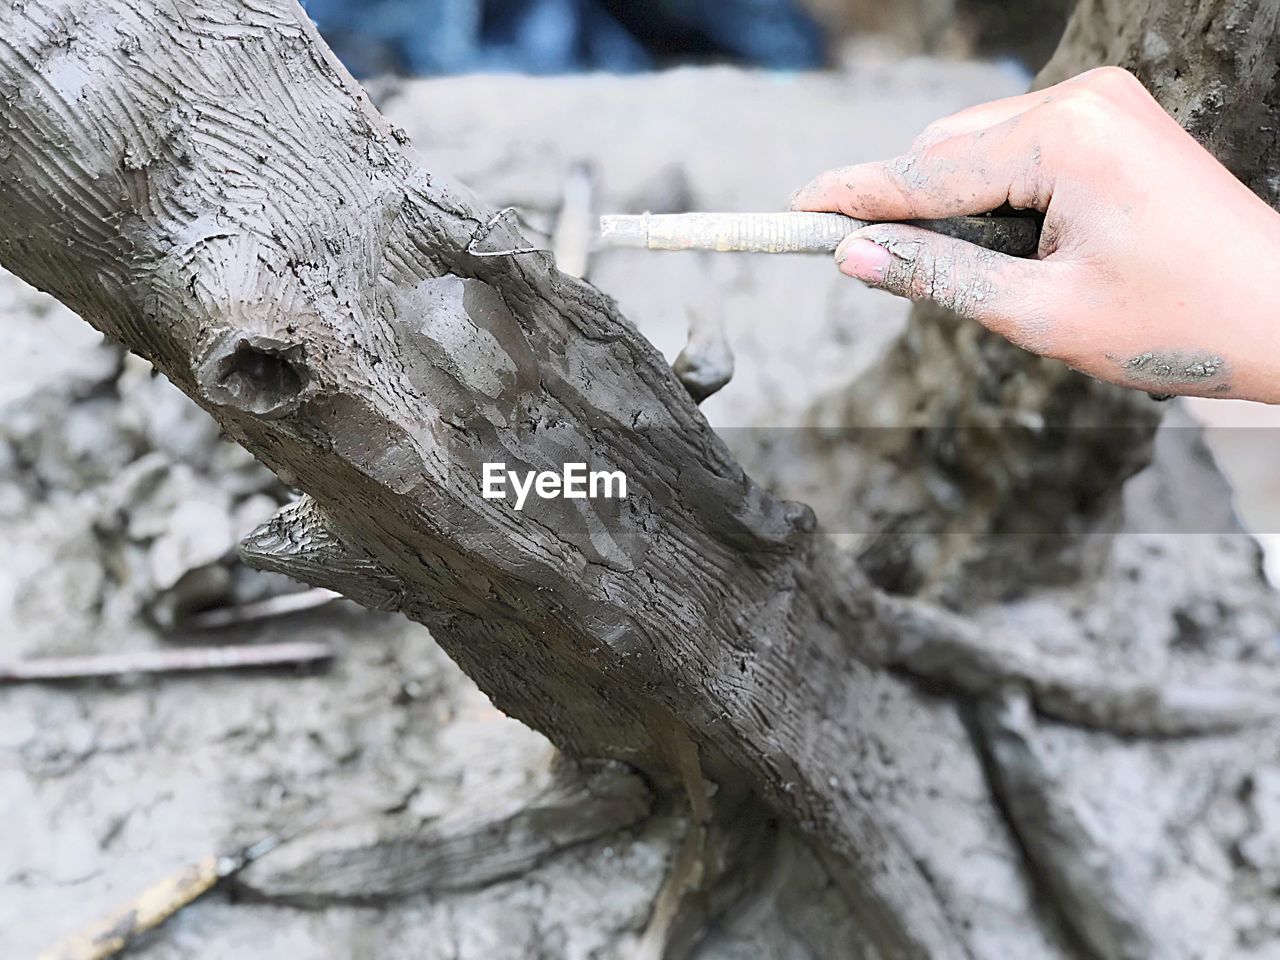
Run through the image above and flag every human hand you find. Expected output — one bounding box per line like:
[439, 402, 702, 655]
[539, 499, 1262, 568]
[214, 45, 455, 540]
[792, 67, 1280, 403]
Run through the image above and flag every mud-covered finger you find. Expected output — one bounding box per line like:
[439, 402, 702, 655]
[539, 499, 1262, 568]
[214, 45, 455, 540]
[833, 223, 1064, 354]
[791, 116, 1050, 221]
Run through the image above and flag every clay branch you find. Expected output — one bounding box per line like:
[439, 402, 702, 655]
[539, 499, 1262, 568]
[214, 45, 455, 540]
[0, 1, 964, 954]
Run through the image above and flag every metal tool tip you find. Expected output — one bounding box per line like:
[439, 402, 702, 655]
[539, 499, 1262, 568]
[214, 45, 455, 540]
[598, 214, 649, 248]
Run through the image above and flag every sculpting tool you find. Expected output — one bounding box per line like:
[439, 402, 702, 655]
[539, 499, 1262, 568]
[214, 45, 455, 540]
[598, 211, 1040, 258]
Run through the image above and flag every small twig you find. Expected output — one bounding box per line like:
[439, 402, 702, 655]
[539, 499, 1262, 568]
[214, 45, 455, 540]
[550, 161, 595, 278]
[630, 711, 715, 960]
[38, 834, 283, 960]
[0, 640, 334, 684]
[183, 587, 341, 630]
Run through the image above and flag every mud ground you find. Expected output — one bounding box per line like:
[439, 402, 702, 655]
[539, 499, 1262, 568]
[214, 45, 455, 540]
[4, 60, 1278, 958]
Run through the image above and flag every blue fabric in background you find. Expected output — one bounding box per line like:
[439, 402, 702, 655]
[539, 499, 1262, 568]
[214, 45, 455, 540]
[301, 0, 827, 77]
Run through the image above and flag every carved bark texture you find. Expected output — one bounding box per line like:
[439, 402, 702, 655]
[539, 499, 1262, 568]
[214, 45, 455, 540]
[2, 1, 1280, 958]
[0, 2, 963, 955]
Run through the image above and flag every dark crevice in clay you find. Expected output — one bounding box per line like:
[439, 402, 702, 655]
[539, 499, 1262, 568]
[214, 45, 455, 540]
[198, 332, 309, 419]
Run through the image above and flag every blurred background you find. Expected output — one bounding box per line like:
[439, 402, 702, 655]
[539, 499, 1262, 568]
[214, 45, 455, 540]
[302, 0, 1074, 79]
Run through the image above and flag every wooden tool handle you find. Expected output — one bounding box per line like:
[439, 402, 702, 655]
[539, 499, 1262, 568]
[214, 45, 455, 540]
[599, 211, 1040, 258]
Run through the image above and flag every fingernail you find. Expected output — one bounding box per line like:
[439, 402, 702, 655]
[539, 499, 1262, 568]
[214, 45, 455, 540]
[835, 237, 892, 282]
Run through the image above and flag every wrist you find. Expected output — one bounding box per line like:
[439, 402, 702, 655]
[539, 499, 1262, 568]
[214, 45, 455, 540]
[1219, 206, 1280, 403]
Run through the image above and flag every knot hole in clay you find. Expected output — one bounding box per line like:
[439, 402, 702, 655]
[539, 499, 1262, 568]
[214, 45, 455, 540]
[198, 332, 309, 419]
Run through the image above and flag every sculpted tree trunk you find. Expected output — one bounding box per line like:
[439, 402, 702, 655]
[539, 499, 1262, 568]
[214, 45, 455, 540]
[1, 1, 1279, 958]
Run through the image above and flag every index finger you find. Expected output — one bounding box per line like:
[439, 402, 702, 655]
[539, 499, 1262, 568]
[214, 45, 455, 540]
[791, 114, 1050, 221]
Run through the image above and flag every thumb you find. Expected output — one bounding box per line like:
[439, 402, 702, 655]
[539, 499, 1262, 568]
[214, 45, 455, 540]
[835, 224, 1052, 348]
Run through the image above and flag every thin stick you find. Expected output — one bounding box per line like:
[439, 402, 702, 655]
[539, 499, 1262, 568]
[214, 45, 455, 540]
[38, 835, 283, 960]
[598, 211, 1039, 257]
[551, 162, 595, 279]
[183, 587, 342, 630]
[0, 640, 333, 683]
[39, 856, 227, 960]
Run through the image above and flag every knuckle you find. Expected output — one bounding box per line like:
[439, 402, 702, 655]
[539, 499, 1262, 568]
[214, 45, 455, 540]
[1084, 65, 1143, 96]
[882, 152, 923, 188]
[1063, 68, 1148, 120]
[877, 154, 930, 214]
[880, 149, 963, 215]
[1060, 85, 1109, 116]
[1042, 89, 1116, 149]
[1009, 143, 1050, 208]
[891, 244, 1000, 320]
[912, 120, 952, 150]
